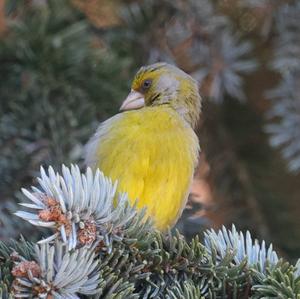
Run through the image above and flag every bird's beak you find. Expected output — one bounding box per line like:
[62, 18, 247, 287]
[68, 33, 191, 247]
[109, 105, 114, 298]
[120, 89, 145, 111]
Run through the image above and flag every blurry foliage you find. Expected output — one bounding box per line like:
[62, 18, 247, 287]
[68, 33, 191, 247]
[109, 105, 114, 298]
[266, 73, 300, 172]
[113, 0, 300, 174]
[265, 2, 300, 173]
[113, 0, 258, 101]
[0, 0, 131, 236]
[107, 0, 300, 258]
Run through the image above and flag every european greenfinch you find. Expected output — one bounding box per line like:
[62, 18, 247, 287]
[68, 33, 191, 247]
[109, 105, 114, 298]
[85, 63, 201, 230]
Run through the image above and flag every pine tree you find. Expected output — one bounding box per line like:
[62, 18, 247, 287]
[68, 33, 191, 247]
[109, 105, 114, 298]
[1, 1, 300, 297]
[0, 165, 298, 298]
[265, 2, 300, 173]
[106, 0, 300, 258]
[0, 0, 130, 238]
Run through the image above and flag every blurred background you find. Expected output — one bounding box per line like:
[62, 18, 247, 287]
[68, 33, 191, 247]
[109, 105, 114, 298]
[0, 0, 299, 262]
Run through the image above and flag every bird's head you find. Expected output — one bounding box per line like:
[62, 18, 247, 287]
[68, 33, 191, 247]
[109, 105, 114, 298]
[120, 62, 201, 128]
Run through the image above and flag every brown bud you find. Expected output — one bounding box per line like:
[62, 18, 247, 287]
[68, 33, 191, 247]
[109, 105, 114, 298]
[12, 261, 41, 278]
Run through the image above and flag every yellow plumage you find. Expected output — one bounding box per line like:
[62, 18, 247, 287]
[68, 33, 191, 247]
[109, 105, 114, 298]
[85, 63, 201, 230]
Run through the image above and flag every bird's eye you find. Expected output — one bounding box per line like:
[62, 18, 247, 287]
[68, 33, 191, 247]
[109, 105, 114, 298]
[142, 79, 152, 90]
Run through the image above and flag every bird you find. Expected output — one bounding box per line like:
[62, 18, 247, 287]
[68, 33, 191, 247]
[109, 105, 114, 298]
[85, 62, 201, 230]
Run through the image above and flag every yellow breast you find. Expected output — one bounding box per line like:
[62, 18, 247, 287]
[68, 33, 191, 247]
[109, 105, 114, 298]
[85, 106, 199, 230]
